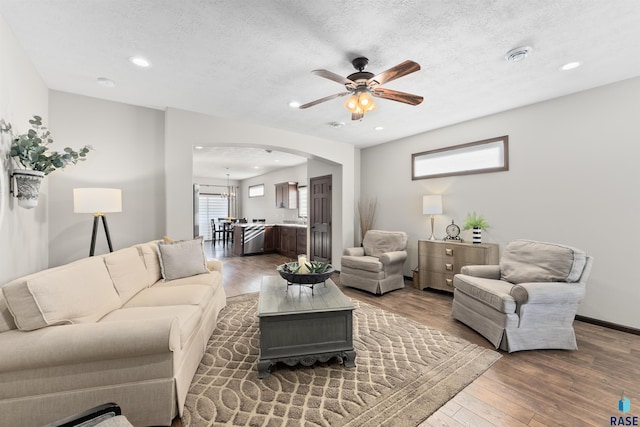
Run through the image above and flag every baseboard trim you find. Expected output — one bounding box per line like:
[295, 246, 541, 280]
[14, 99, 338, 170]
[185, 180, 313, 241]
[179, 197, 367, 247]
[575, 315, 640, 336]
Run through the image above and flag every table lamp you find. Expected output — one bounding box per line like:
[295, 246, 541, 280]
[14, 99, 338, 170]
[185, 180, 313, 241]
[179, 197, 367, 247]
[74, 188, 122, 256]
[422, 195, 443, 241]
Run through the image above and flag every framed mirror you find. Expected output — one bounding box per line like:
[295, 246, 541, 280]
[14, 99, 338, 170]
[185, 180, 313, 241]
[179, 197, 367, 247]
[412, 135, 509, 180]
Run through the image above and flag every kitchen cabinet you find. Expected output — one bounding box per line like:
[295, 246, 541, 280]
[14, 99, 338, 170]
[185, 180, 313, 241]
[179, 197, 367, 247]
[264, 226, 276, 253]
[275, 182, 298, 209]
[296, 227, 307, 255]
[274, 225, 307, 258]
[279, 226, 297, 258]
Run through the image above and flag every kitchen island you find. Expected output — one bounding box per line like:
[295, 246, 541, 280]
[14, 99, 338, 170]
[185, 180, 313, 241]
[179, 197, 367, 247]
[232, 223, 307, 258]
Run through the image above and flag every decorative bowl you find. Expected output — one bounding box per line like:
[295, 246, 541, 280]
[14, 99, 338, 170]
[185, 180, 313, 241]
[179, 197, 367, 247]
[277, 262, 334, 285]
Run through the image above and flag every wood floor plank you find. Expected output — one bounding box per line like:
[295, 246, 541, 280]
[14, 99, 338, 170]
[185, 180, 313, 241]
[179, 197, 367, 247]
[462, 381, 534, 425]
[452, 390, 530, 427]
[419, 410, 463, 427]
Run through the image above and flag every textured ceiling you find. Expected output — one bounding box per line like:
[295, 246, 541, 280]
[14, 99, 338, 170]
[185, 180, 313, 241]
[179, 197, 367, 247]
[2, 1, 640, 178]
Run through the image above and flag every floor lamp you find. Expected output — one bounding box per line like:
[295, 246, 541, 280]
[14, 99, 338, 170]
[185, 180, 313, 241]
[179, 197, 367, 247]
[423, 195, 443, 241]
[74, 188, 122, 256]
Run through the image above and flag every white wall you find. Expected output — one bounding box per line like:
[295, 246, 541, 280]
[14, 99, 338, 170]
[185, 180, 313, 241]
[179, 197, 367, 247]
[361, 76, 640, 328]
[48, 91, 166, 266]
[164, 108, 357, 270]
[0, 15, 49, 284]
[240, 164, 307, 224]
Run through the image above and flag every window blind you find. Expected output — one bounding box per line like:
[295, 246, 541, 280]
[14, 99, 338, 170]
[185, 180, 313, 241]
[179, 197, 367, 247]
[198, 195, 229, 240]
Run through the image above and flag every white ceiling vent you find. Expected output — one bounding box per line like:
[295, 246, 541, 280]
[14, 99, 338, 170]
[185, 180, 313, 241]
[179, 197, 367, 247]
[505, 46, 532, 62]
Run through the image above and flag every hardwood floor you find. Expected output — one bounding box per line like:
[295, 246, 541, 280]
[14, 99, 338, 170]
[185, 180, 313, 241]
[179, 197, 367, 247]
[172, 244, 640, 426]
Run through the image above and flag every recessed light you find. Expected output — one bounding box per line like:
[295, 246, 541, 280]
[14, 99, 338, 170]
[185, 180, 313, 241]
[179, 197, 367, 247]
[194, 146, 204, 150]
[560, 61, 581, 71]
[129, 56, 151, 68]
[96, 77, 115, 88]
[254, 166, 261, 169]
[374, 126, 384, 131]
[505, 46, 532, 62]
[289, 101, 301, 108]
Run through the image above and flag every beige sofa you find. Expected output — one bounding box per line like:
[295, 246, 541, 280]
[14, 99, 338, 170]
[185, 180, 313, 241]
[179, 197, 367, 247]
[0, 239, 226, 427]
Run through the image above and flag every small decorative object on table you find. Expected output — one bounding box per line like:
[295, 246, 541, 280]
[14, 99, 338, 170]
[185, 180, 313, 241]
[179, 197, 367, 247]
[444, 220, 463, 241]
[277, 259, 334, 295]
[463, 211, 490, 244]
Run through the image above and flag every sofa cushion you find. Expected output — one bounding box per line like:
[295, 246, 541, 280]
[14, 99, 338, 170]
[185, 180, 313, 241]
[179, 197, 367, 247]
[363, 230, 408, 258]
[100, 305, 202, 348]
[500, 240, 588, 284]
[157, 237, 209, 281]
[125, 284, 213, 311]
[453, 274, 517, 314]
[341, 255, 383, 273]
[2, 257, 121, 331]
[134, 241, 163, 286]
[0, 291, 17, 332]
[153, 271, 222, 288]
[103, 247, 149, 304]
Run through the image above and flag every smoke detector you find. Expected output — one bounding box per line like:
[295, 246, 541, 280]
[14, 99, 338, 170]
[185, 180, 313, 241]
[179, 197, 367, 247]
[505, 46, 532, 62]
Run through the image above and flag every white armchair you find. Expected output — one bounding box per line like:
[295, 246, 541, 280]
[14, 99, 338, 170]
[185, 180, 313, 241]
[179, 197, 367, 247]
[452, 239, 593, 352]
[340, 230, 408, 295]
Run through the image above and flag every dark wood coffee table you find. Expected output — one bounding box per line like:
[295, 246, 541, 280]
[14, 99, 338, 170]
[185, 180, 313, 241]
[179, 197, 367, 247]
[257, 275, 356, 379]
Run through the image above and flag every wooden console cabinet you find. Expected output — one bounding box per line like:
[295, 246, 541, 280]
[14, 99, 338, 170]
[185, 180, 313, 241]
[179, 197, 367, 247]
[417, 240, 499, 292]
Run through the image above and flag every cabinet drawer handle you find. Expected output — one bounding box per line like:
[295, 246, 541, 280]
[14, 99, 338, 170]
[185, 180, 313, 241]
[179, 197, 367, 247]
[445, 278, 453, 286]
[445, 263, 453, 271]
[445, 248, 453, 256]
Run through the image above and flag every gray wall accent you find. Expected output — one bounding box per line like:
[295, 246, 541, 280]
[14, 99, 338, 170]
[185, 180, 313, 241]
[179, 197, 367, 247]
[164, 108, 356, 271]
[48, 91, 166, 266]
[360, 76, 640, 328]
[238, 164, 307, 224]
[0, 15, 49, 284]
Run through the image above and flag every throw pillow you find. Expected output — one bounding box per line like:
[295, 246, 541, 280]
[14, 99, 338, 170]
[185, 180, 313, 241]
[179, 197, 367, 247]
[157, 236, 209, 281]
[500, 240, 588, 284]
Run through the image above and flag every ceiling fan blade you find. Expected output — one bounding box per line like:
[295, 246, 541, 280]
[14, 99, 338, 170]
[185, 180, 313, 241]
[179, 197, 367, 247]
[371, 88, 423, 106]
[299, 92, 350, 109]
[368, 60, 421, 86]
[312, 69, 356, 87]
[351, 112, 364, 121]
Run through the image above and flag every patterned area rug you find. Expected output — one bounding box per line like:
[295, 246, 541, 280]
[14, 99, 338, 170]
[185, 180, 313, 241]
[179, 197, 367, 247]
[182, 293, 500, 427]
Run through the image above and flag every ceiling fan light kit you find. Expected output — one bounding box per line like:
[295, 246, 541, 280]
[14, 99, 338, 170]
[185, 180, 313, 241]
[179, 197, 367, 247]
[300, 56, 423, 120]
[344, 91, 377, 115]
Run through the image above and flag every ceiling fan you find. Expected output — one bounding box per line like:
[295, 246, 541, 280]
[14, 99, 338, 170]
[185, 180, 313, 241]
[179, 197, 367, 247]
[299, 57, 423, 120]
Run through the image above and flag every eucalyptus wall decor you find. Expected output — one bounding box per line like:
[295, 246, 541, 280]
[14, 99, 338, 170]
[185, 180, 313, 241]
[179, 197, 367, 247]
[0, 115, 92, 208]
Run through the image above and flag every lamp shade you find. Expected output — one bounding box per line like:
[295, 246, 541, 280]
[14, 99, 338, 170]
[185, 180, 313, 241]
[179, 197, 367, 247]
[422, 195, 443, 215]
[73, 188, 122, 214]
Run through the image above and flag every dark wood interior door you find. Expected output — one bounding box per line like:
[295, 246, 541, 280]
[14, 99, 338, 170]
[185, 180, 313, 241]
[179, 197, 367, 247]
[309, 175, 332, 262]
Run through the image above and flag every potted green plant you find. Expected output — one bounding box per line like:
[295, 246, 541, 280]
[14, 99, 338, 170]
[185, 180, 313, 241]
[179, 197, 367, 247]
[463, 211, 490, 244]
[0, 115, 92, 209]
